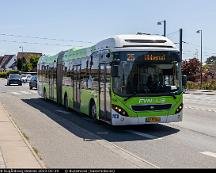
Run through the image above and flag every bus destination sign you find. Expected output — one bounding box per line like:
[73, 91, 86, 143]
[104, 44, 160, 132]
[144, 54, 166, 61]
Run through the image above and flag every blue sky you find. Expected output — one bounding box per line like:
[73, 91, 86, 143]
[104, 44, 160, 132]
[0, 0, 216, 61]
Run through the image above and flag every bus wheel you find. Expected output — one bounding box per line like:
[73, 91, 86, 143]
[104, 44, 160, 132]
[90, 101, 97, 121]
[64, 94, 69, 111]
[43, 88, 47, 101]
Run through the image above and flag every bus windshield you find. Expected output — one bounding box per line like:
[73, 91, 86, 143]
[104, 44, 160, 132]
[112, 51, 182, 97]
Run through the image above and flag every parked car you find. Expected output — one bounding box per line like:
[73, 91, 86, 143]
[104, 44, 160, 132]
[29, 76, 37, 89]
[7, 74, 22, 86]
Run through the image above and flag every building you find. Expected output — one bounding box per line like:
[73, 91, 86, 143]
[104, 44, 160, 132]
[17, 52, 42, 62]
[0, 55, 17, 72]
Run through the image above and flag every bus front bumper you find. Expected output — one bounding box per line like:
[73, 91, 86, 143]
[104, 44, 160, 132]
[111, 110, 183, 126]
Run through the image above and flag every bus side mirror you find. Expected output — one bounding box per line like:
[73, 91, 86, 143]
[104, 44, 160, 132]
[182, 75, 187, 86]
[111, 65, 119, 77]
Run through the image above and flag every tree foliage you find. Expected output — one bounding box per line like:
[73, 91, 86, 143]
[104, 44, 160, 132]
[182, 58, 201, 82]
[17, 58, 22, 71]
[16, 55, 40, 72]
[30, 56, 40, 70]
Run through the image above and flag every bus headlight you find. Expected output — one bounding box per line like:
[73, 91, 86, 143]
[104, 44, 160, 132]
[112, 104, 128, 117]
[175, 103, 183, 114]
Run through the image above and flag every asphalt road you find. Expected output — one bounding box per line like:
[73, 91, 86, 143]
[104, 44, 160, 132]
[0, 78, 216, 168]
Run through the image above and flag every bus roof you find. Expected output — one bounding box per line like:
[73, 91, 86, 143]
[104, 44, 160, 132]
[38, 34, 178, 64]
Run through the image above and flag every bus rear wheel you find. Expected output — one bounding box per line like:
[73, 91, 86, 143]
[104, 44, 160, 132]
[43, 88, 47, 101]
[90, 101, 97, 121]
[64, 94, 69, 110]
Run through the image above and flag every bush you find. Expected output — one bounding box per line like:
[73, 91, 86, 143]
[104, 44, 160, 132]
[186, 80, 216, 90]
[0, 72, 7, 78]
[0, 70, 20, 78]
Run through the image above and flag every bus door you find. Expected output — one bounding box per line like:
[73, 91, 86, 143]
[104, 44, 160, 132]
[73, 64, 81, 110]
[57, 61, 63, 105]
[99, 63, 111, 121]
[49, 67, 54, 100]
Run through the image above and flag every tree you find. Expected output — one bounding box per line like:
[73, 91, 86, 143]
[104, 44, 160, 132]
[206, 56, 216, 64]
[22, 63, 32, 72]
[30, 56, 40, 71]
[17, 58, 22, 71]
[182, 58, 201, 82]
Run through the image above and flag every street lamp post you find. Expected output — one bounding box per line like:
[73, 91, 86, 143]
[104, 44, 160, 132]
[179, 28, 183, 61]
[19, 46, 23, 53]
[196, 30, 203, 89]
[157, 20, 166, 37]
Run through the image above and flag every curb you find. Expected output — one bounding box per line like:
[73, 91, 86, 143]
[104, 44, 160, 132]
[1, 103, 47, 168]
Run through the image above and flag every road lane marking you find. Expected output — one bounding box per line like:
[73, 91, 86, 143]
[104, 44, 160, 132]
[11, 92, 21, 95]
[56, 110, 70, 114]
[201, 151, 216, 158]
[30, 90, 38, 94]
[184, 106, 216, 112]
[126, 130, 162, 140]
[95, 139, 159, 168]
[0, 148, 6, 168]
[20, 91, 31, 95]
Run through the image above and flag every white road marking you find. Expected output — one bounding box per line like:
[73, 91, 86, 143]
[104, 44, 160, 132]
[11, 92, 21, 95]
[30, 90, 38, 94]
[201, 151, 216, 158]
[96, 139, 159, 168]
[0, 149, 6, 168]
[56, 110, 70, 114]
[20, 91, 31, 95]
[127, 130, 162, 140]
[185, 106, 216, 112]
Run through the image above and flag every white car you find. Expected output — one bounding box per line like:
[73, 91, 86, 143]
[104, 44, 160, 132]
[21, 74, 32, 83]
[26, 75, 32, 83]
[21, 75, 27, 83]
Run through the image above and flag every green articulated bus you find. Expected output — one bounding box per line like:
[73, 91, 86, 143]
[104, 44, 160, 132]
[37, 34, 184, 126]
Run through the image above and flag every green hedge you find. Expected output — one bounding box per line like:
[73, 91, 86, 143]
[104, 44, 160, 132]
[0, 72, 7, 78]
[186, 80, 216, 90]
[0, 70, 20, 78]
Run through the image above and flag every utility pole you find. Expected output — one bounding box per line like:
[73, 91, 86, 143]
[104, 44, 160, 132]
[179, 28, 183, 61]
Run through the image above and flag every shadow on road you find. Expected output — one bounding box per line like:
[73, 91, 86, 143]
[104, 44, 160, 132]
[22, 98, 180, 142]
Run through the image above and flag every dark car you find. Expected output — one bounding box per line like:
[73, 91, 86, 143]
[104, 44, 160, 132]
[7, 74, 22, 86]
[29, 76, 37, 90]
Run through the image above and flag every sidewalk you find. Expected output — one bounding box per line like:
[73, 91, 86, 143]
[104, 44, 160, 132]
[184, 89, 216, 95]
[0, 102, 45, 168]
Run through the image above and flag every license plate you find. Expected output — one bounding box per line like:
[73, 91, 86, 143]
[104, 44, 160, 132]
[146, 117, 161, 123]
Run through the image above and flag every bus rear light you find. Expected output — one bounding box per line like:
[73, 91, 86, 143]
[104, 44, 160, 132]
[112, 104, 128, 117]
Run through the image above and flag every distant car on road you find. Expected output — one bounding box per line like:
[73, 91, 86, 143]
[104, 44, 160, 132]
[21, 74, 27, 83]
[21, 74, 32, 83]
[29, 76, 37, 90]
[26, 75, 32, 83]
[7, 74, 22, 86]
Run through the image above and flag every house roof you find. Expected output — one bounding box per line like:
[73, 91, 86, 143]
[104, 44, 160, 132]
[17, 52, 42, 61]
[0, 55, 15, 69]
